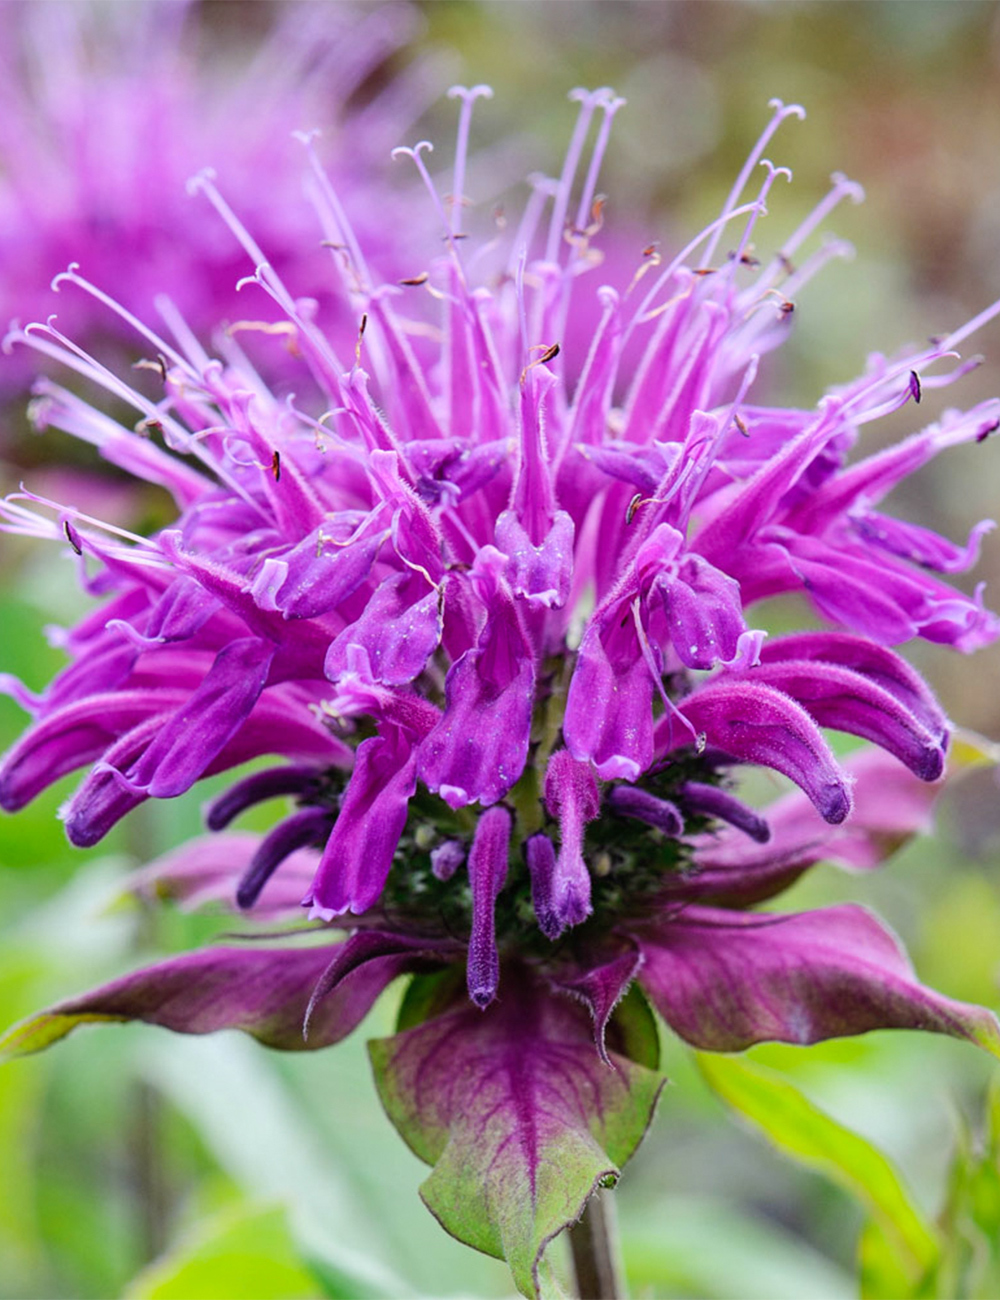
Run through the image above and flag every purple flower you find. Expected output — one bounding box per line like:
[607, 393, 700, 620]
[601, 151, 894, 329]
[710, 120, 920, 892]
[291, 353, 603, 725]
[3, 89, 1000, 1295]
[0, 0, 429, 395]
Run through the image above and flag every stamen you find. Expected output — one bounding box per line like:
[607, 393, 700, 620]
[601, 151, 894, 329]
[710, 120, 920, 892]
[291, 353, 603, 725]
[703, 96, 805, 266]
[545, 87, 614, 265]
[446, 84, 494, 237]
[51, 263, 197, 381]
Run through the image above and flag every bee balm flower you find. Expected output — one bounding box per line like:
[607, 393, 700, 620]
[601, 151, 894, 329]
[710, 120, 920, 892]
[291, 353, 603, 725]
[2, 89, 999, 1298]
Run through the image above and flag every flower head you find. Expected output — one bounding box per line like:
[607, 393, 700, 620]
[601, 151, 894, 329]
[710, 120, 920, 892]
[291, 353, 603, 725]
[3, 88, 1000, 1297]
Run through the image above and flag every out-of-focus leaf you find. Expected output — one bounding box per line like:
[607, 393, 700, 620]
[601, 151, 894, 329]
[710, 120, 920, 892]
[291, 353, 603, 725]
[948, 728, 1000, 773]
[623, 1196, 853, 1300]
[697, 1053, 939, 1278]
[125, 1203, 323, 1300]
[933, 1079, 1000, 1300]
[858, 1217, 931, 1300]
[139, 1034, 411, 1298]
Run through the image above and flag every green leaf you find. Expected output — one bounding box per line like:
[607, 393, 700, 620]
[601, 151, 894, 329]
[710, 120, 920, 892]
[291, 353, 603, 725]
[859, 1217, 932, 1300]
[125, 1203, 324, 1300]
[697, 1052, 939, 1279]
[370, 964, 665, 1298]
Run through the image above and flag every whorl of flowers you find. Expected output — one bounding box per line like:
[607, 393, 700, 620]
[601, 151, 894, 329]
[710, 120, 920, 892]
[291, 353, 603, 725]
[0, 0, 430, 393]
[3, 88, 1000, 1296]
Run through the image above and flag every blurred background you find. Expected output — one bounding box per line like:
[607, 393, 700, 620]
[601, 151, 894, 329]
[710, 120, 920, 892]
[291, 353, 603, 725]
[2, 2, 1000, 1297]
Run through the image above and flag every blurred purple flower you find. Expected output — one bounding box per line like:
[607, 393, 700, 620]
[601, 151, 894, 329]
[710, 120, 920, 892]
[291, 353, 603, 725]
[0, 0, 432, 393]
[2, 88, 1000, 1292]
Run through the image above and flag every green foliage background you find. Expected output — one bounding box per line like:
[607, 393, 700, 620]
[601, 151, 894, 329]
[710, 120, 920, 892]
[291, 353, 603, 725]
[2, 2, 1000, 1296]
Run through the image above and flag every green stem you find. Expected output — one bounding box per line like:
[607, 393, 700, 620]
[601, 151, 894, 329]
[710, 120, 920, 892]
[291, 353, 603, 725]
[568, 1192, 625, 1300]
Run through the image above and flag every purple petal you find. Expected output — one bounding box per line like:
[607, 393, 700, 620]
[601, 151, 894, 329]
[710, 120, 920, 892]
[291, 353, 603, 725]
[685, 747, 941, 904]
[525, 832, 561, 940]
[674, 680, 853, 824]
[636, 902, 1000, 1054]
[251, 510, 391, 620]
[495, 508, 575, 610]
[466, 805, 512, 1008]
[681, 781, 770, 843]
[306, 722, 417, 918]
[648, 549, 748, 670]
[430, 839, 465, 882]
[738, 658, 946, 781]
[325, 570, 442, 686]
[237, 807, 333, 909]
[852, 511, 995, 575]
[759, 631, 947, 741]
[125, 638, 276, 798]
[564, 597, 654, 781]
[543, 751, 600, 932]
[419, 548, 535, 808]
[607, 785, 683, 835]
[0, 688, 182, 812]
[205, 763, 323, 831]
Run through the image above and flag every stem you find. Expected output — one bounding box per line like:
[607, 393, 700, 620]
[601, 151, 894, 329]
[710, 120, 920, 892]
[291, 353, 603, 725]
[569, 1191, 625, 1300]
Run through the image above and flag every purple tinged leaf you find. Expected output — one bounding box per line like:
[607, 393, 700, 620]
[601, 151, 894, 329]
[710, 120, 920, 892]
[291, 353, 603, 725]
[466, 806, 512, 1008]
[607, 785, 684, 836]
[634, 904, 998, 1055]
[306, 722, 417, 918]
[636, 902, 1000, 1055]
[368, 965, 665, 1298]
[303, 929, 461, 1040]
[674, 680, 853, 824]
[553, 946, 645, 1065]
[543, 752, 600, 932]
[0, 943, 406, 1059]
